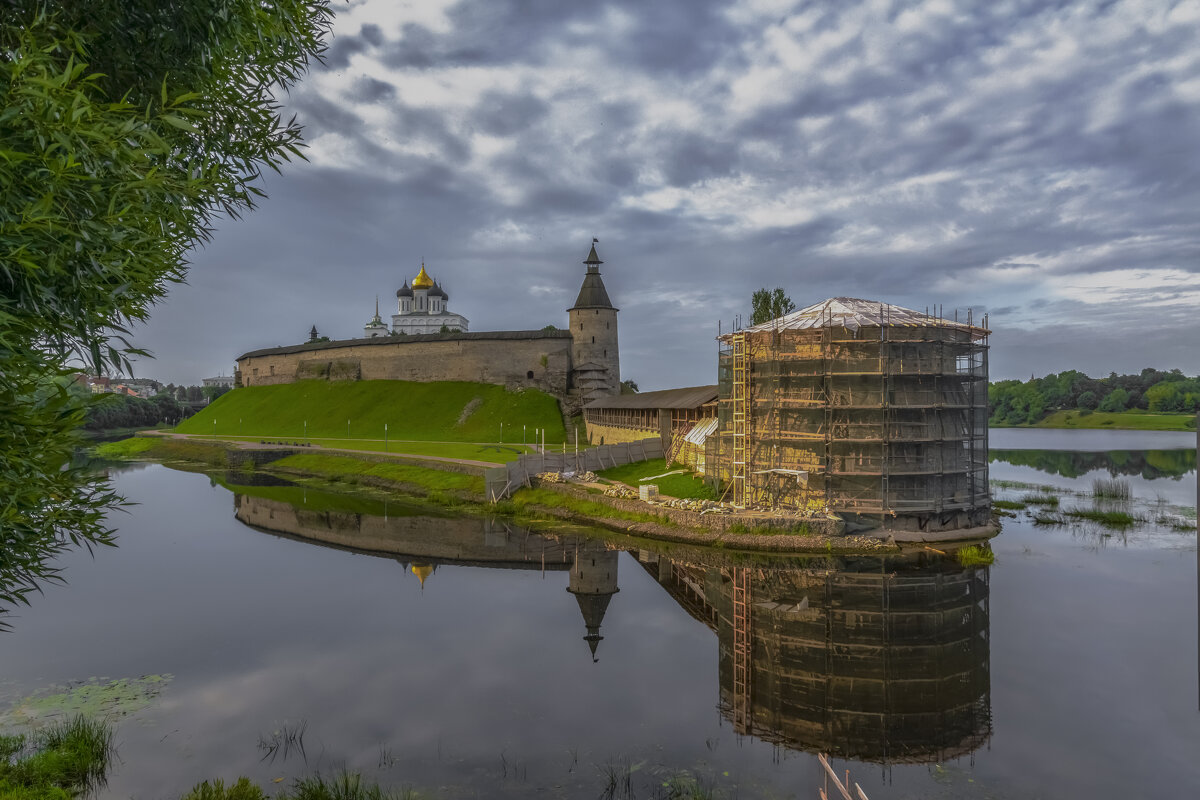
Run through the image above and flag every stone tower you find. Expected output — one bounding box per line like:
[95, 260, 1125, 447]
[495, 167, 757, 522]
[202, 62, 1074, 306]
[567, 541, 620, 662]
[568, 242, 620, 404]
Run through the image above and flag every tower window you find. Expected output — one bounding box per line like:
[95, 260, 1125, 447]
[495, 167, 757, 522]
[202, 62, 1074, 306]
[592, 336, 595, 343]
[526, 370, 534, 379]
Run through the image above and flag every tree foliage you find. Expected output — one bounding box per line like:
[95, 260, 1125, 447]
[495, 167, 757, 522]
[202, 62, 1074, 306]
[750, 287, 796, 325]
[988, 368, 1200, 424]
[0, 1, 332, 622]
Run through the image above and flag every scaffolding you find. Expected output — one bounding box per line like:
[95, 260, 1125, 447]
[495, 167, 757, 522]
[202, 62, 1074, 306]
[709, 299, 990, 532]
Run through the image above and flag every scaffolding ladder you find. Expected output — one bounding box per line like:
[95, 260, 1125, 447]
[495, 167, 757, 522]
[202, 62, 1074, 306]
[730, 567, 752, 734]
[731, 332, 749, 508]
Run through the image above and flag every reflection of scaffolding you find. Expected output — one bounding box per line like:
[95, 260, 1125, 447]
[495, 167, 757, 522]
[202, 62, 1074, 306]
[716, 562, 991, 765]
[730, 566, 751, 730]
[710, 300, 991, 532]
[633, 550, 992, 766]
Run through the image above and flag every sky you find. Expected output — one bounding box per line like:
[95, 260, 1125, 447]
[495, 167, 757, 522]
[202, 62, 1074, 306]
[133, 0, 1200, 389]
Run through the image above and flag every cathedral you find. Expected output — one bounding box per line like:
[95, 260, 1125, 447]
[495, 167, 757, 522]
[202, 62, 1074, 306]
[363, 262, 470, 337]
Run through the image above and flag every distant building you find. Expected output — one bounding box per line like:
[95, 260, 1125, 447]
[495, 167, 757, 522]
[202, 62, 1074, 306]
[391, 262, 469, 335]
[202, 375, 236, 389]
[86, 375, 161, 397]
[234, 242, 622, 412]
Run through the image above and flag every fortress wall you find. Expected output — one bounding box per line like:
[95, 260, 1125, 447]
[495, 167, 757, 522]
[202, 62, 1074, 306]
[238, 333, 573, 396]
[234, 494, 575, 567]
[585, 421, 660, 447]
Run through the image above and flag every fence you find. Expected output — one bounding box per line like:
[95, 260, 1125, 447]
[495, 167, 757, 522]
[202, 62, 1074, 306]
[486, 437, 663, 501]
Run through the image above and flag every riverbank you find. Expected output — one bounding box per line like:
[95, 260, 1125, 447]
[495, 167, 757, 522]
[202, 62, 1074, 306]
[95, 436, 997, 553]
[991, 410, 1197, 431]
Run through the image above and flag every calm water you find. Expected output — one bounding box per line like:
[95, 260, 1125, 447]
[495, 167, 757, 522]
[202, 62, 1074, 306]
[1, 430, 1197, 799]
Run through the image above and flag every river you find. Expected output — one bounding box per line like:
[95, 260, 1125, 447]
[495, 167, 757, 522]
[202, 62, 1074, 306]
[0, 429, 1196, 798]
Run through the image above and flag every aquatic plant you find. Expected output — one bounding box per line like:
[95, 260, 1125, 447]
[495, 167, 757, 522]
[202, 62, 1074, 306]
[0, 715, 114, 798]
[257, 720, 308, 764]
[1091, 478, 1132, 500]
[182, 777, 267, 800]
[1, 675, 172, 727]
[955, 545, 995, 567]
[1063, 508, 1140, 528]
[281, 771, 419, 800]
[1021, 493, 1060, 507]
[992, 499, 1027, 510]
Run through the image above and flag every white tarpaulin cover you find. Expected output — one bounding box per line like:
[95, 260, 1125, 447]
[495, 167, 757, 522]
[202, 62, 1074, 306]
[683, 416, 719, 446]
[731, 297, 986, 336]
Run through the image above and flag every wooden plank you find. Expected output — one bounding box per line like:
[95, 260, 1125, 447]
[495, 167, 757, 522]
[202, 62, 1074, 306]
[816, 754, 853, 800]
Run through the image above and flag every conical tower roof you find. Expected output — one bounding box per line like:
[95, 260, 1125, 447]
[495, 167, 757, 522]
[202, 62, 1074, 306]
[569, 243, 615, 311]
[572, 591, 614, 661]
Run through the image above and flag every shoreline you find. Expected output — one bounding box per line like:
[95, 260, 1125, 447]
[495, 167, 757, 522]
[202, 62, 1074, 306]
[97, 436, 1000, 555]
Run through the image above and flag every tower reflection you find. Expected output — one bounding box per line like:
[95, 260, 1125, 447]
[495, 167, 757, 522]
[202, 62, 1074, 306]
[637, 551, 992, 764]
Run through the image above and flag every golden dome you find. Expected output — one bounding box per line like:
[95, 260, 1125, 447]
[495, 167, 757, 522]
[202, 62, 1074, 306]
[412, 263, 434, 290]
[411, 563, 434, 586]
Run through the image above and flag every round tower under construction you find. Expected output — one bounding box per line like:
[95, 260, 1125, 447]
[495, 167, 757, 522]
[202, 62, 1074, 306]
[710, 298, 990, 534]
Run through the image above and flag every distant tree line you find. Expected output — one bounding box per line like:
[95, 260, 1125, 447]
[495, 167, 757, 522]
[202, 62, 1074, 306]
[990, 448, 1196, 480]
[82, 383, 230, 430]
[989, 368, 1200, 425]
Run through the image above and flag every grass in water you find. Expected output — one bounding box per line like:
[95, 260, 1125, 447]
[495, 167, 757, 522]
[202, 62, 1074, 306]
[956, 544, 995, 567]
[1063, 508, 1140, 528]
[1092, 478, 1132, 500]
[0, 715, 114, 798]
[183, 772, 420, 800]
[1021, 493, 1060, 507]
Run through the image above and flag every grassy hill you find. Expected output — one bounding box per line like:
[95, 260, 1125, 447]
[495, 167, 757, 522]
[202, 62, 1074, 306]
[177, 380, 568, 443]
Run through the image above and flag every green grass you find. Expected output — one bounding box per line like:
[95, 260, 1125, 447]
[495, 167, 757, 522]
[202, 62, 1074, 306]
[176, 380, 568, 443]
[0, 715, 113, 799]
[270, 454, 484, 495]
[507, 487, 670, 526]
[1063, 508, 1140, 528]
[992, 499, 1028, 510]
[1024, 410, 1197, 431]
[193, 435, 534, 463]
[91, 437, 158, 459]
[1021, 493, 1060, 507]
[181, 777, 267, 800]
[596, 458, 718, 500]
[1091, 477, 1132, 500]
[955, 544, 995, 567]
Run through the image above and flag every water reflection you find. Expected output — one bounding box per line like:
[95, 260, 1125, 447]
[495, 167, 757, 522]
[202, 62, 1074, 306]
[990, 448, 1196, 480]
[636, 552, 991, 765]
[231, 486, 990, 766]
[233, 491, 621, 659]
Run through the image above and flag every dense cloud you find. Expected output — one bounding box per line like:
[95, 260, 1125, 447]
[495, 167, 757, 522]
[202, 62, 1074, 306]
[136, 0, 1200, 388]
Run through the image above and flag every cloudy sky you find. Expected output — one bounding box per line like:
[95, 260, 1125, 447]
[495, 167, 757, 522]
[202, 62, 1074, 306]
[135, 0, 1200, 389]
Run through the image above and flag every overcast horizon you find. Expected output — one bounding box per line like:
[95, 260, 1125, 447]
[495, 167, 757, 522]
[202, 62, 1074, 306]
[130, 0, 1200, 389]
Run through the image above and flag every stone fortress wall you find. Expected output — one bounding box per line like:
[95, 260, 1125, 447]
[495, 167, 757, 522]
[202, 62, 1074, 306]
[237, 330, 575, 397]
[235, 243, 622, 410]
